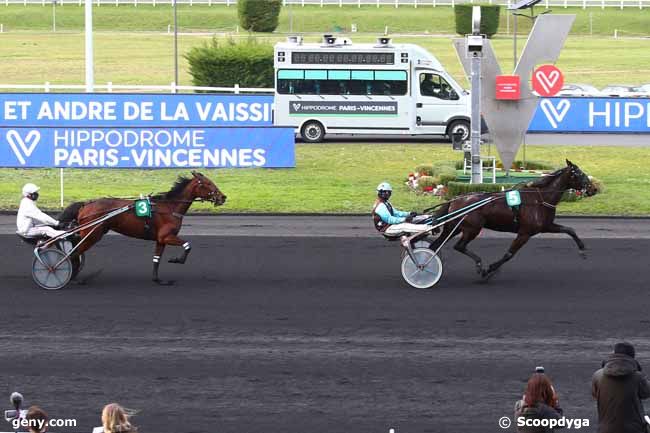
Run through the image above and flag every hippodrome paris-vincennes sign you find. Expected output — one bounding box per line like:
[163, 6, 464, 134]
[0, 93, 295, 169]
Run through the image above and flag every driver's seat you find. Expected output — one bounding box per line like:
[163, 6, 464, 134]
[16, 232, 47, 246]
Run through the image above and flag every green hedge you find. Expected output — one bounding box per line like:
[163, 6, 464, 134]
[454, 4, 501, 38]
[238, 0, 282, 33]
[185, 38, 274, 88]
[445, 181, 513, 199]
[497, 160, 556, 171]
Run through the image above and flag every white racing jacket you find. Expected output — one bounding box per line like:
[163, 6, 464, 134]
[16, 197, 59, 234]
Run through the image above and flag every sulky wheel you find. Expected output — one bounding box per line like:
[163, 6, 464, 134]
[32, 248, 73, 290]
[401, 247, 443, 289]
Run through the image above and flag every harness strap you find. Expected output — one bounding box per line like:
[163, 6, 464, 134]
[172, 212, 184, 219]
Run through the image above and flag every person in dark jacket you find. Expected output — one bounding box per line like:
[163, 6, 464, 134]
[592, 342, 650, 433]
[514, 371, 564, 432]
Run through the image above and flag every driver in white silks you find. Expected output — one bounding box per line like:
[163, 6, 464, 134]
[16, 183, 66, 239]
[372, 182, 433, 237]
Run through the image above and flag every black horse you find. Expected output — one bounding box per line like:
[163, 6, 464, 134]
[431, 160, 598, 280]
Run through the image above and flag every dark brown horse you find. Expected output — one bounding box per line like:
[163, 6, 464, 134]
[60, 171, 226, 284]
[430, 160, 598, 280]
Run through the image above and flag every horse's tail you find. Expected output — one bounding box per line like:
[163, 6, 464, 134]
[58, 201, 86, 225]
[423, 200, 452, 220]
[431, 201, 452, 221]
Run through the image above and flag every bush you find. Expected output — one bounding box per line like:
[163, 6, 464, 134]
[418, 176, 437, 191]
[454, 4, 501, 38]
[414, 165, 435, 177]
[185, 38, 274, 88]
[438, 173, 458, 186]
[238, 0, 282, 33]
[445, 181, 514, 199]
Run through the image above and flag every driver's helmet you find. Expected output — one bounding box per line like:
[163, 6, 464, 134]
[22, 183, 40, 198]
[377, 182, 392, 200]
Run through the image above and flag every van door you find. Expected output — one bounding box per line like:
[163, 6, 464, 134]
[414, 70, 464, 136]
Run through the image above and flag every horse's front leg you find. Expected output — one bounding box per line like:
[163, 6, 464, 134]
[483, 233, 531, 280]
[152, 242, 175, 285]
[544, 222, 587, 259]
[162, 234, 192, 264]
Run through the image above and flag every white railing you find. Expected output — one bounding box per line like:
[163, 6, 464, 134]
[2, 0, 649, 7]
[0, 83, 275, 94]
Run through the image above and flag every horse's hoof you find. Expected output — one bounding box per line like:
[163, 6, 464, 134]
[153, 279, 175, 286]
[481, 268, 500, 282]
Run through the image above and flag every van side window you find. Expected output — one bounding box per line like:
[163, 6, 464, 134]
[419, 73, 458, 100]
[276, 69, 407, 96]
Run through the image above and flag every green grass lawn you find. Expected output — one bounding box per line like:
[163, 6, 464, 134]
[0, 4, 649, 35]
[0, 32, 648, 87]
[1, 144, 648, 216]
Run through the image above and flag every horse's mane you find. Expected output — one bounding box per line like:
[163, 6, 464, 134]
[152, 176, 192, 199]
[520, 166, 568, 189]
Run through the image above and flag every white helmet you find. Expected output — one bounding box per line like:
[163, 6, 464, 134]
[376, 182, 392, 192]
[22, 183, 40, 197]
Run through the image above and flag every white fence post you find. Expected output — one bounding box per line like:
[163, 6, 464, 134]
[234, 83, 240, 94]
[107, 81, 113, 92]
[395, 0, 398, 7]
[583, 0, 586, 8]
[171, 81, 177, 93]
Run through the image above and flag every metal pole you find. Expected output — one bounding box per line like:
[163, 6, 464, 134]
[84, 0, 94, 92]
[60, 168, 64, 207]
[513, 14, 517, 69]
[289, 3, 293, 33]
[469, 6, 482, 184]
[52, 0, 56, 32]
[173, 0, 178, 86]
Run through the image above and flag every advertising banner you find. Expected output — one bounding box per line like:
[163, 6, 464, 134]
[529, 97, 650, 133]
[0, 93, 295, 168]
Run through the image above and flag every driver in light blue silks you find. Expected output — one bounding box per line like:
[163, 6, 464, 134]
[371, 182, 433, 237]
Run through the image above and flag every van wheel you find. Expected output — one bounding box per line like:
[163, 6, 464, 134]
[301, 121, 325, 143]
[446, 120, 470, 142]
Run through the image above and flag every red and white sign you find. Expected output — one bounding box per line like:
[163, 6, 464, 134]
[495, 75, 521, 100]
[532, 64, 564, 97]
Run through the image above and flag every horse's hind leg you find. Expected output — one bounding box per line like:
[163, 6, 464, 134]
[483, 233, 531, 279]
[453, 227, 484, 275]
[544, 223, 587, 259]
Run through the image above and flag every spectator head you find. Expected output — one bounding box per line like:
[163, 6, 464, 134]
[26, 406, 48, 433]
[524, 373, 555, 408]
[614, 342, 636, 358]
[101, 403, 136, 433]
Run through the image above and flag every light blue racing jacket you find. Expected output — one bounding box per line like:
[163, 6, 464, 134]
[372, 200, 410, 231]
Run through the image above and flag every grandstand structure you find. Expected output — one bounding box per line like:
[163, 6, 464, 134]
[2, 0, 649, 9]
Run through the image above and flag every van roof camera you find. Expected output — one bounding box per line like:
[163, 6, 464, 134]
[377, 37, 392, 46]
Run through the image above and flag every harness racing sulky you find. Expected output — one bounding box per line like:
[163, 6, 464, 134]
[393, 160, 598, 289]
[21, 171, 226, 290]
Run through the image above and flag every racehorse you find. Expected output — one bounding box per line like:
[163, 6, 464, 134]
[430, 160, 598, 280]
[59, 171, 227, 285]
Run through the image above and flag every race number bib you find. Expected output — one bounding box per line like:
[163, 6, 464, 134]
[505, 190, 521, 207]
[134, 199, 152, 217]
